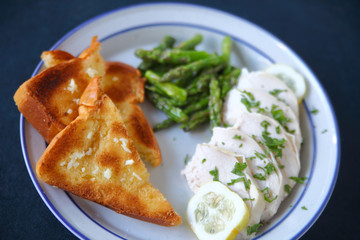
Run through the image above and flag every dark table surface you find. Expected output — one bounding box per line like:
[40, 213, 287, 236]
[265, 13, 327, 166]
[1, 0, 359, 239]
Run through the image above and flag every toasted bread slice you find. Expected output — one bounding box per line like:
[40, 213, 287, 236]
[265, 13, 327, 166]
[102, 62, 161, 166]
[41, 50, 74, 68]
[14, 37, 104, 143]
[39, 52, 161, 166]
[36, 77, 181, 226]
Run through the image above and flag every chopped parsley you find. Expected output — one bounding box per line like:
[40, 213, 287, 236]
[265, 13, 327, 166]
[269, 89, 287, 97]
[262, 133, 286, 158]
[301, 206, 308, 210]
[201, 158, 206, 164]
[243, 178, 251, 190]
[241, 90, 260, 112]
[264, 163, 276, 175]
[276, 126, 280, 134]
[284, 184, 291, 194]
[184, 154, 189, 165]
[233, 134, 242, 140]
[227, 177, 251, 190]
[239, 143, 243, 148]
[231, 162, 247, 176]
[322, 129, 328, 134]
[253, 163, 276, 181]
[271, 105, 294, 134]
[221, 141, 225, 145]
[253, 172, 266, 181]
[261, 120, 271, 135]
[243, 198, 255, 201]
[311, 109, 319, 114]
[255, 151, 267, 160]
[227, 177, 243, 186]
[261, 187, 278, 203]
[209, 167, 219, 181]
[247, 223, 263, 236]
[289, 176, 308, 184]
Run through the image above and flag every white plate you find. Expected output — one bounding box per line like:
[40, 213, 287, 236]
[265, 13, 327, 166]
[20, 3, 340, 240]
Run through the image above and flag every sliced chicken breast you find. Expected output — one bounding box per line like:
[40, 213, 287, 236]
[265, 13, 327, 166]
[182, 144, 265, 232]
[237, 68, 299, 118]
[223, 87, 302, 150]
[233, 113, 300, 189]
[209, 127, 286, 221]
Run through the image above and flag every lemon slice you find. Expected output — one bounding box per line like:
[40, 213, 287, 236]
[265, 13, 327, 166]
[186, 181, 249, 240]
[265, 63, 307, 102]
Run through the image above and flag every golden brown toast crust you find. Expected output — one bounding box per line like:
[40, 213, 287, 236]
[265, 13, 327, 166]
[36, 77, 181, 226]
[102, 61, 145, 103]
[14, 38, 104, 143]
[38, 55, 161, 166]
[102, 62, 161, 166]
[41, 50, 74, 68]
[117, 102, 162, 166]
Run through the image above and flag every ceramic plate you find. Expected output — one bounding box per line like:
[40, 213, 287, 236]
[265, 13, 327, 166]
[19, 3, 340, 240]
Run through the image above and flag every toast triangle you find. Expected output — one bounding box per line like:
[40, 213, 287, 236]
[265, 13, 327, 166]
[36, 77, 181, 226]
[38, 51, 162, 166]
[14, 36, 104, 143]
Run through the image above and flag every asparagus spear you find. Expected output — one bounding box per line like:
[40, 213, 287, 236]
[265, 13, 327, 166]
[209, 77, 223, 131]
[175, 34, 203, 50]
[181, 108, 210, 131]
[220, 67, 241, 98]
[135, 49, 211, 65]
[160, 55, 226, 82]
[153, 97, 210, 131]
[153, 118, 177, 132]
[222, 36, 232, 64]
[147, 92, 188, 123]
[138, 36, 176, 72]
[186, 63, 226, 95]
[145, 70, 187, 104]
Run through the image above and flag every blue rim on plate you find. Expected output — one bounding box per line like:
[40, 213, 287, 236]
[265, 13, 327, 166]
[19, 2, 340, 240]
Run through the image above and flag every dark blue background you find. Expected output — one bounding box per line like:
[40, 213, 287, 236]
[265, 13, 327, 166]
[1, 0, 359, 239]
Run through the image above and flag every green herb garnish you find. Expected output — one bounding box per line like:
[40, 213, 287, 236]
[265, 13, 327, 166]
[262, 133, 286, 158]
[202, 158, 206, 164]
[231, 162, 247, 176]
[301, 206, 308, 210]
[284, 184, 291, 194]
[311, 109, 319, 114]
[243, 198, 255, 201]
[247, 223, 263, 236]
[271, 105, 294, 133]
[269, 89, 287, 97]
[289, 176, 308, 184]
[227, 177, 242, 186]
[184, 154, 189, 165]
[261, 187, 278, 203]
[209, 167, 219, 181]
[233, 134, 242, 140]
[241, 90, 260, 112]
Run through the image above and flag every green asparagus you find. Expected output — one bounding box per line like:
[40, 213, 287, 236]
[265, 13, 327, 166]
[181, 108, 210, 131]
[209, 77, 223, 131]
[153, 97, 210, 131]
[135, 49, 211, 65]
[160, 55, 226, 82]
[138, 36, 175, 72]
[222, 36, 232, 64]
[145, 70, 187, 104]
[175, 34, 203, 50]
[220, 67, 241, 98]
[147, 92, 188, 123]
